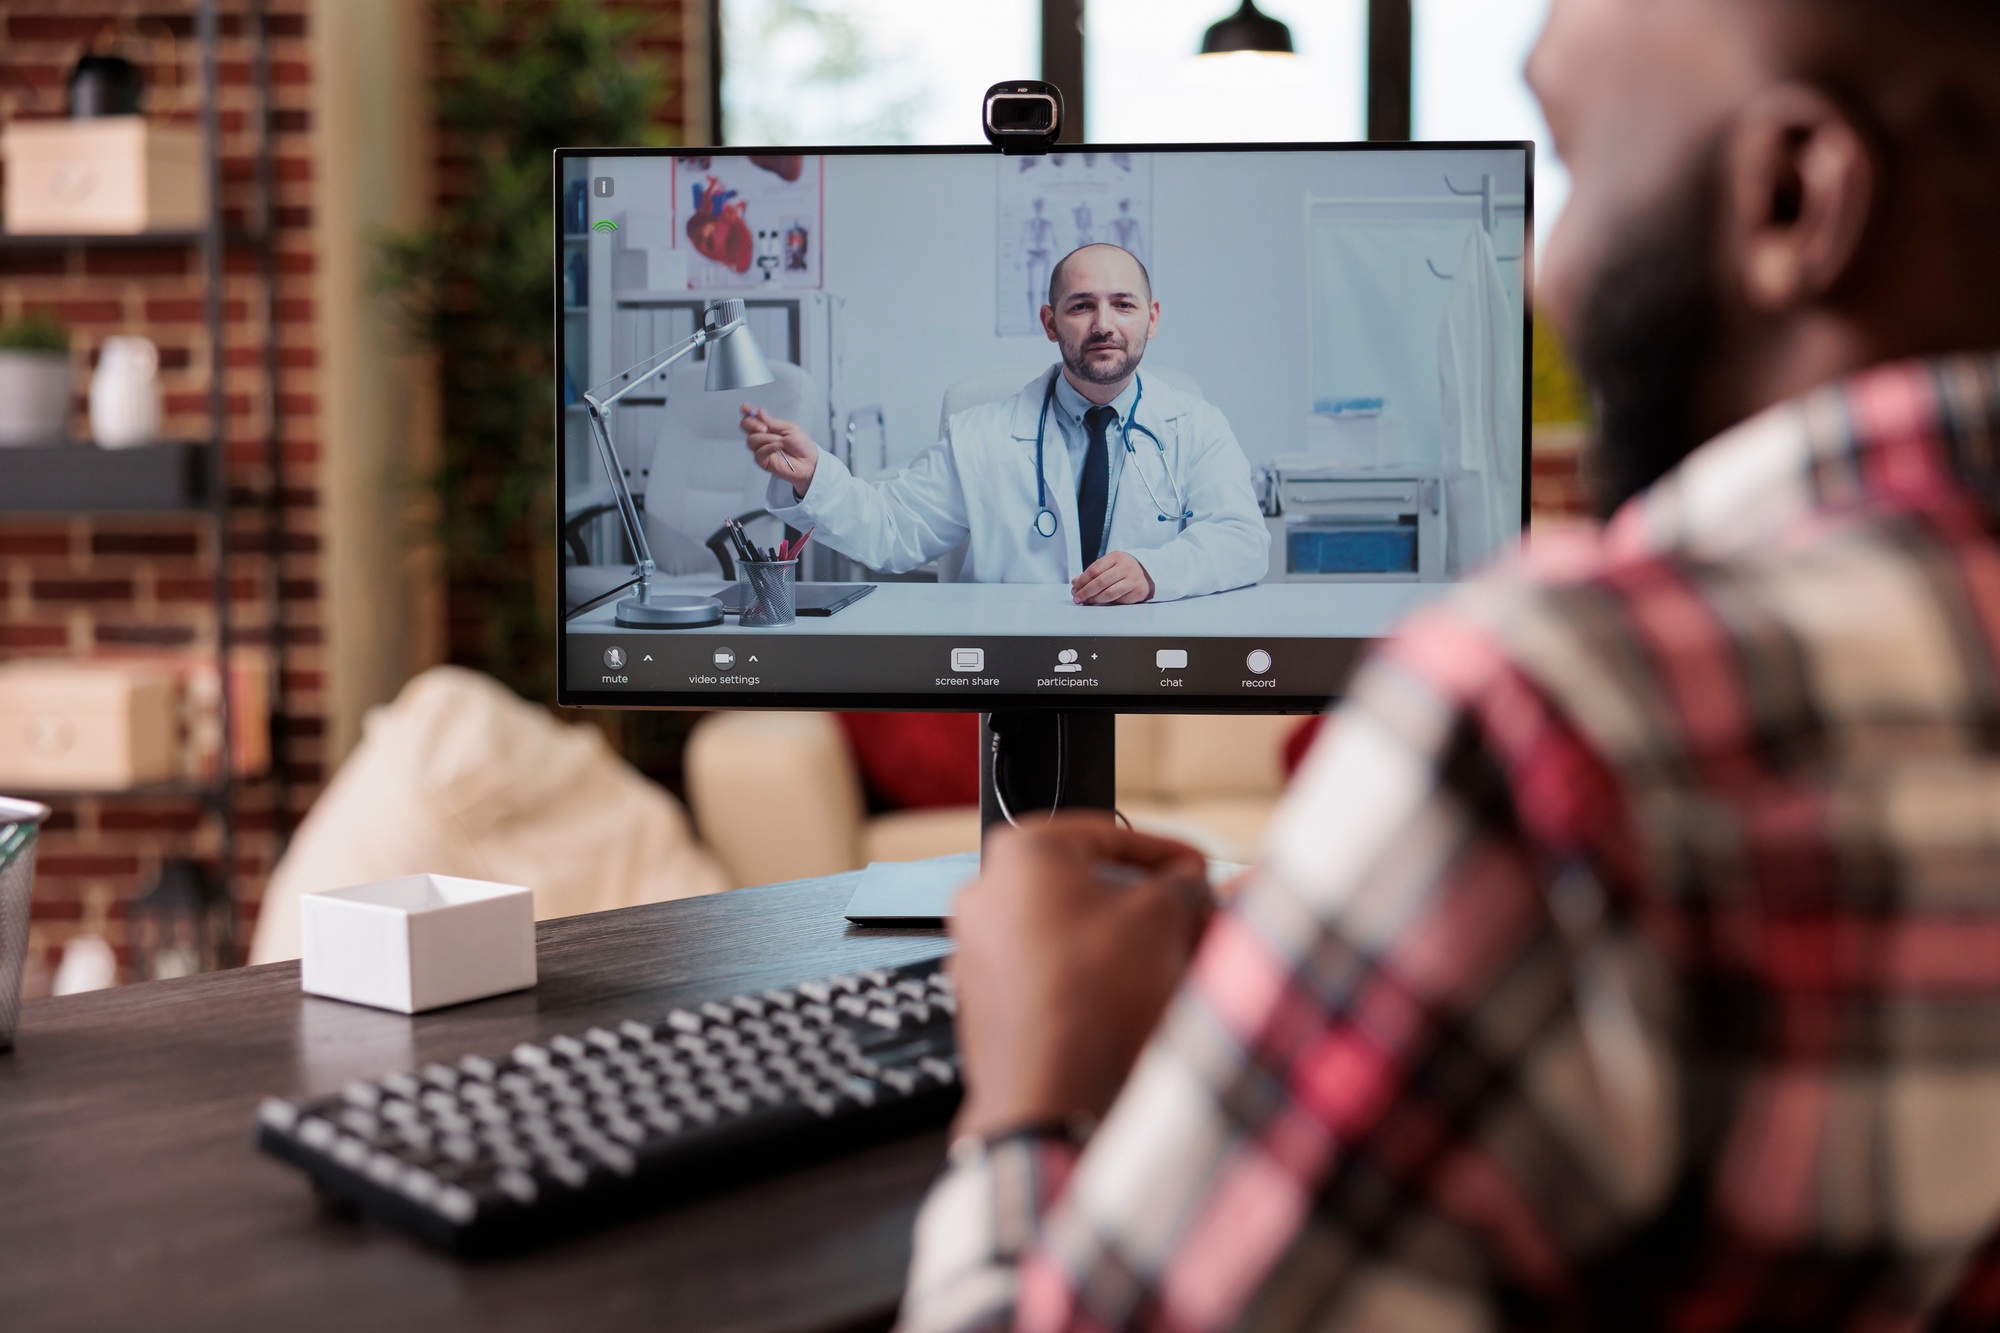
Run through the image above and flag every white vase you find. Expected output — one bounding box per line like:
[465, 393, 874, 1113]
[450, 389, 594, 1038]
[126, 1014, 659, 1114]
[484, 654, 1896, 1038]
[0, 351, 73, 447]
[89, 335, 162, 450]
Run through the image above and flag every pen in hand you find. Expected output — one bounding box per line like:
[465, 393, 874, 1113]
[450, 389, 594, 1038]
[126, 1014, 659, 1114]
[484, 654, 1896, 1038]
[743, 405, 797, 475]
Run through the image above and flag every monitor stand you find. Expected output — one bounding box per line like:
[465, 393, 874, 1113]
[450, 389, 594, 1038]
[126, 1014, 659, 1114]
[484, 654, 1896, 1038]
[841, 711, 1116, 925]
[978, 710, 1116, 833]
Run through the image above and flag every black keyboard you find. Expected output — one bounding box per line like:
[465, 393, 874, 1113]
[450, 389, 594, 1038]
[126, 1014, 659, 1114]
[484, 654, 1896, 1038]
[256, 955, 959, 1254]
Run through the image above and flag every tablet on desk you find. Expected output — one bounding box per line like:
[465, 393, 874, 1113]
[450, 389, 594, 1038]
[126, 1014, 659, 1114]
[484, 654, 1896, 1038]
[717, 583, 876, 617]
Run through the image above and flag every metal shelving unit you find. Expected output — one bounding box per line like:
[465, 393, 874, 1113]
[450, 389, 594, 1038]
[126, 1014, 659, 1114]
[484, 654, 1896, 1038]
[0, 0, 287, 968]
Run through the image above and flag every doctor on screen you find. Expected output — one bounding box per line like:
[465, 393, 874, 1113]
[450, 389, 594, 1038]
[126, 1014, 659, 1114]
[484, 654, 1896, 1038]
[737, 243, 1270, 604]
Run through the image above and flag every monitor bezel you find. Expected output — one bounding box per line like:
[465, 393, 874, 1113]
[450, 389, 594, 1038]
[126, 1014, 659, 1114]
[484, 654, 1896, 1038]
[555, 139, 1536, 714]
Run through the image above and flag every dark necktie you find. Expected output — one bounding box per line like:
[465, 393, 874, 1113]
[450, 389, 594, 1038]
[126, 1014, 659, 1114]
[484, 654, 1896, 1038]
[1078, 405, 1116, 566]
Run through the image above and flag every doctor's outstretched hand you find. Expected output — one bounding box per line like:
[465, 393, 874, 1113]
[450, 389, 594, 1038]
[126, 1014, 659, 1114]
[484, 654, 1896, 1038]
[739, 406, 819, 498]
[1072, 551, 1155, 605]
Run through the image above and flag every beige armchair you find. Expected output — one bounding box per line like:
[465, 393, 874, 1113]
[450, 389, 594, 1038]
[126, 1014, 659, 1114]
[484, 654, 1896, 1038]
[685, 711, 1304, 888]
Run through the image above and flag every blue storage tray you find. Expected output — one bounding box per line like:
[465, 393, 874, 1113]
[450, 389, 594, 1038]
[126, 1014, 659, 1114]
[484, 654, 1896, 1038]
[1288, 526, 1418, 575]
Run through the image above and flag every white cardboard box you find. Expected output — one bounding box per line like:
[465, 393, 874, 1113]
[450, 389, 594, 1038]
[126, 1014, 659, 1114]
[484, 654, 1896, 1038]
[2, 117, 207, 235]
[0, 662, 180, 791]
[300, 874, 537, 1014]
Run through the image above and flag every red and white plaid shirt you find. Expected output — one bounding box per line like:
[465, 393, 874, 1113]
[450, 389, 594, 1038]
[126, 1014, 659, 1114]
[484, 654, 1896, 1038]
[901, 355, 2000, 1332]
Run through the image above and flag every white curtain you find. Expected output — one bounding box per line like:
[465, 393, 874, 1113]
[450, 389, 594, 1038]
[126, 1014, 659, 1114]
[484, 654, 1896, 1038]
[1438, 226, 1523, 575]
[1309, 214, 1474, 472]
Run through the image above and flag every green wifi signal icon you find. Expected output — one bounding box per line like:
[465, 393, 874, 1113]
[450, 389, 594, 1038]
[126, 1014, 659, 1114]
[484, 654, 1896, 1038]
[591, 219, 618, 233]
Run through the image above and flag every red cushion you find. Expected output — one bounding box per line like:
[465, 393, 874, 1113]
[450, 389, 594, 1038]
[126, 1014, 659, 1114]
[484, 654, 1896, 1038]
[836, 713, 981, 810]
[1282, 714, 1327, 778]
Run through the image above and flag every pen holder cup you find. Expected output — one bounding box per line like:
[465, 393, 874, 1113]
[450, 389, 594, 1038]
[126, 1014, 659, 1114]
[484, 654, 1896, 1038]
[0, 797, 52, 1051]
[738, 558, 798, 628]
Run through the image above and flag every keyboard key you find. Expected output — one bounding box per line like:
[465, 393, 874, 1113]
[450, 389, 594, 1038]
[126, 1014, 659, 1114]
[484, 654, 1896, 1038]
[437, 1186, 478, 1222]
[665, 1009, 703, 1034]
[542, 1156, 588, 1190]
[495, 1169, 538, 1205]
[549, 1035, 587, 1061]
[458, 1055, 498, 1082]
[399, 1165, 441, 1205]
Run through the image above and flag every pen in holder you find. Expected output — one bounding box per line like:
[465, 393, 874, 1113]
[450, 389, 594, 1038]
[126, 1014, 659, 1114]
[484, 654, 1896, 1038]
[738, 558, 798, 627]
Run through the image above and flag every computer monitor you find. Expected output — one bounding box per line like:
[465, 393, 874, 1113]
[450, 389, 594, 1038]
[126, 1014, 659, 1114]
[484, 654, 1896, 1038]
[556, 142, 1531, 717]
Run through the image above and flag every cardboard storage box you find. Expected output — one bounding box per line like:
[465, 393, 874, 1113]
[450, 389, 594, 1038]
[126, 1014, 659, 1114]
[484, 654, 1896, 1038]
[0, 662, 180, 791]
[1, 118, 207, 235]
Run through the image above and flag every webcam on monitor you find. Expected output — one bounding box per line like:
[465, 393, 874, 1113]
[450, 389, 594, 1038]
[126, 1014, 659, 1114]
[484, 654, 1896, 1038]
[982, 80, 1063, 153]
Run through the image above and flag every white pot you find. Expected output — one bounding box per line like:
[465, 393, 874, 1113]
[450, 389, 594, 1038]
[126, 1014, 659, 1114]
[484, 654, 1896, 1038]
[0, 351, 73, 447]
[89, 335, 162, 450]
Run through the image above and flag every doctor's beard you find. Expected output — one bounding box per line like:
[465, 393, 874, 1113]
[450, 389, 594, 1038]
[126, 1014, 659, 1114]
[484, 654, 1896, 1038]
[1061, 331, 1145, 387]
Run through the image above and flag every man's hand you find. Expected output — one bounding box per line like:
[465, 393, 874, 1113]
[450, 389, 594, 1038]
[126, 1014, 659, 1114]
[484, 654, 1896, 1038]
[1071, 551, 1155, 605]
[949, 816, 1212, 1141]
[739, 406, 819, 497]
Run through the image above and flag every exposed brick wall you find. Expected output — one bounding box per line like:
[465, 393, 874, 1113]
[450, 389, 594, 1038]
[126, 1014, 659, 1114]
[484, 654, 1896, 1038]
[0, 1, 319, 990]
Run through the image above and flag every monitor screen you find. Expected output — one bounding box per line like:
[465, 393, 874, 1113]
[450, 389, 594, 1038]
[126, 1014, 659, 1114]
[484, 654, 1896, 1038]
[557, 142, 1531, 712]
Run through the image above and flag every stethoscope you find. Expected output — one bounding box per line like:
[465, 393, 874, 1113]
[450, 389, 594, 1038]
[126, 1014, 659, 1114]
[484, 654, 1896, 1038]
[1031, 368, 1193, 541]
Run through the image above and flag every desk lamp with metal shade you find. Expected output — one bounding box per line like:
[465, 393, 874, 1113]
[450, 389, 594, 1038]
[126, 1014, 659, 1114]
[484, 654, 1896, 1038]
[578, 297, 775, 627]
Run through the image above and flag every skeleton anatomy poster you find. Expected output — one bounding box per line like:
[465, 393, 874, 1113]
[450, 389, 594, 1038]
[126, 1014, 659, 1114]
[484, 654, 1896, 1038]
[672, 155, 824, 290]
[994, 152, 1152, 336]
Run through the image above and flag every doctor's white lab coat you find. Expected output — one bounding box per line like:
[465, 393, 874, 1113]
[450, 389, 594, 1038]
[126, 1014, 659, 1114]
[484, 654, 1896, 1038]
[765, 368, 1270, 602]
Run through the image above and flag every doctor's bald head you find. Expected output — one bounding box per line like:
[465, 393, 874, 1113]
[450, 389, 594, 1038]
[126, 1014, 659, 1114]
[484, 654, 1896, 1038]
[1047, 243, 1151, 310]
[1042, 244, 1160, 392]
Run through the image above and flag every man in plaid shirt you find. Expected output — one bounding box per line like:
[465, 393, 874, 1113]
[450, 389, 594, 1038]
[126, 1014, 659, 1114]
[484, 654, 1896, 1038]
[902, 1, 2000, 1329]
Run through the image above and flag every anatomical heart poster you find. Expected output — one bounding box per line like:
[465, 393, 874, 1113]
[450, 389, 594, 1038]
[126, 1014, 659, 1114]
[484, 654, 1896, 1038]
[672, 155, 824, 290]
[994, 152, 1152, 336]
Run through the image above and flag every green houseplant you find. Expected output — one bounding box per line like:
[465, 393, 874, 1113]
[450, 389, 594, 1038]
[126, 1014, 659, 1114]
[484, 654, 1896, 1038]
[376, 0, 666, 702]
[0, 312, 74, 446]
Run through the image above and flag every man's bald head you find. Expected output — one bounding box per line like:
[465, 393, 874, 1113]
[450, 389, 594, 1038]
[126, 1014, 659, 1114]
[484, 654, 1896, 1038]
[1048, 244, 1152, 311]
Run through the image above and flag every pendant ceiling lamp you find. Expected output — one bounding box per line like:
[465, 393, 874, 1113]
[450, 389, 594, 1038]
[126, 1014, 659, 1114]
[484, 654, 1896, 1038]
[1198, 1, 1296, 56]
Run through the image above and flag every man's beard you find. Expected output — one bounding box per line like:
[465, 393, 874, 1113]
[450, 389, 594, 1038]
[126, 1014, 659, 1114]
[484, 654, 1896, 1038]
[1062, 333, 1144, 386]
[1570, 150, 1725, 519]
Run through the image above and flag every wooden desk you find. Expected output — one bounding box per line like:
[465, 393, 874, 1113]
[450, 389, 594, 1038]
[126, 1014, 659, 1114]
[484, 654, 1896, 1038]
[0, 875, 952, 1333]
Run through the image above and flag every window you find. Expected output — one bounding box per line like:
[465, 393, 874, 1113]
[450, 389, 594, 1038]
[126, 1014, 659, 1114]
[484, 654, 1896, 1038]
[1087, 0, 1366, 143]
[1414, 0, 1566, 247]
[721, 0, 1040, 146]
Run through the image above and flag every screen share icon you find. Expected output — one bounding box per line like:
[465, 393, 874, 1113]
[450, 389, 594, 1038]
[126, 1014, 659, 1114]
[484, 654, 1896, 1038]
[950, 648, 985, 673]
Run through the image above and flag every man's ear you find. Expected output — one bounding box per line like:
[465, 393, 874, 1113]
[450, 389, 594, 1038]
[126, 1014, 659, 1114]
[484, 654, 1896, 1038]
[1039, 304, 1059, 342]
[1725, 84, 1877, 313]
[1146, 300, 1160, 342]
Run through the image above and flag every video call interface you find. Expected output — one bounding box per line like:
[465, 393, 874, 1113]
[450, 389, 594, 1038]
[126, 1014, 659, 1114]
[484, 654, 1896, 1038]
[558, 144, 1530, 707]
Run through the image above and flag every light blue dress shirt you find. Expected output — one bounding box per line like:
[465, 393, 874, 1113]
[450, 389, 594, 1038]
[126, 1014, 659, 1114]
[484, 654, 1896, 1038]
[1050, 372, 1136, 519]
